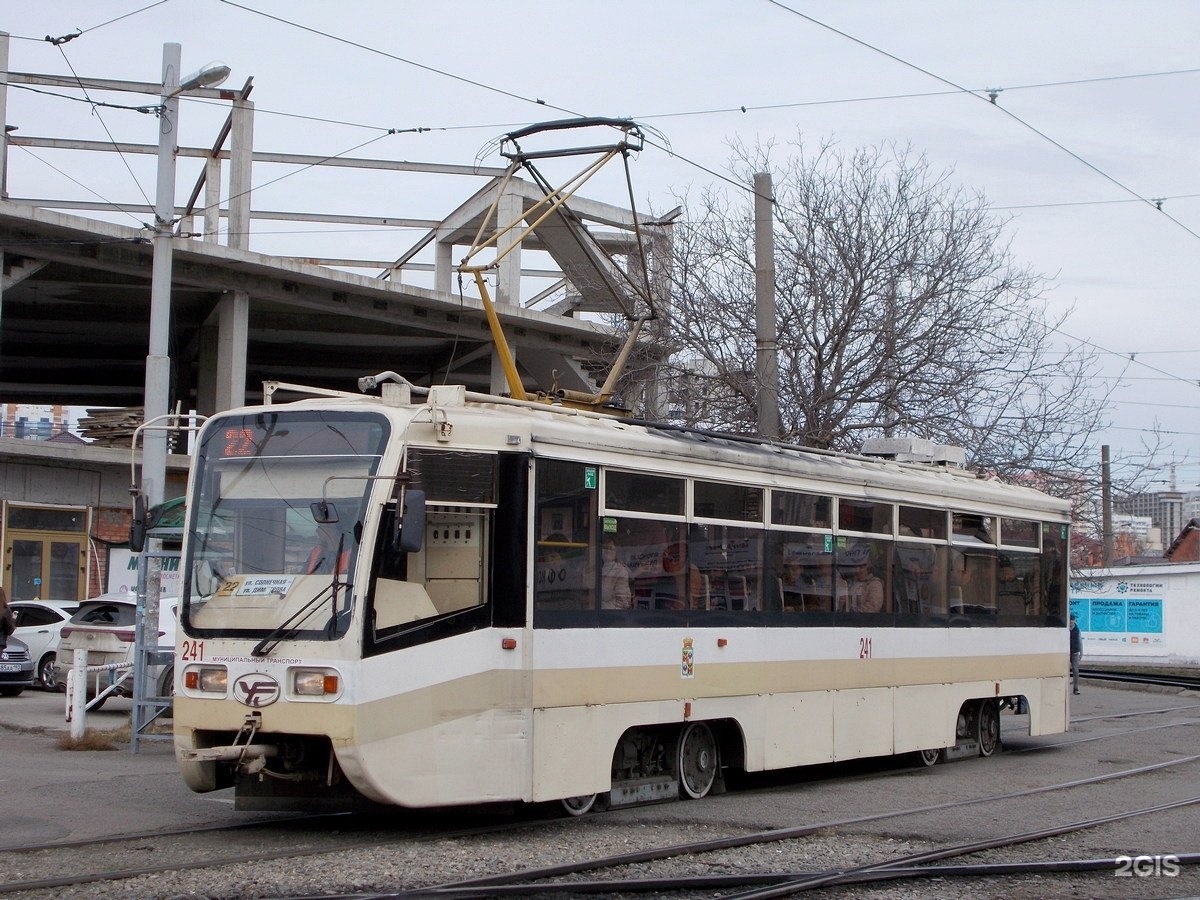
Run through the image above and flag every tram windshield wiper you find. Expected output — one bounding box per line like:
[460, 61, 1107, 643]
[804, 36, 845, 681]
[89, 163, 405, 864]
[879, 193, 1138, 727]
[252, 581, 339, 657]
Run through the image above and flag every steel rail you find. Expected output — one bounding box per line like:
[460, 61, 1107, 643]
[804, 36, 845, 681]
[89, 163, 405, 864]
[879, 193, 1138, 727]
[398, 753, 1200, 897]
[0, 816, 535, 896]
[1009, 718, 1199, 753]
[1071, 702, 1200, 723]
[727, 794, 1200, 898]
[427, 854, 1200, 897]
[1081, 668, 1200, 690]
[0, 811, 349, 855]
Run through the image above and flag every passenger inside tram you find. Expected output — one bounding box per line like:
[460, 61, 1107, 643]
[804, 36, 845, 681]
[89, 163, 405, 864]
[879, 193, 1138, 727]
[841, 561, 885, 613]
[600, 540, 633, 609]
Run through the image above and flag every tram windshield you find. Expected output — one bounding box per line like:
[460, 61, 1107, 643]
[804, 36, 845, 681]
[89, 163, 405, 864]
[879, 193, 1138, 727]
[182, 410, 390, 639]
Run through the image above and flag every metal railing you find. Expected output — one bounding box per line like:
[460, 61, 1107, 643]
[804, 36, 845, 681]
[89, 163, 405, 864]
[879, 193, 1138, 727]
[64, 658, 132, 740]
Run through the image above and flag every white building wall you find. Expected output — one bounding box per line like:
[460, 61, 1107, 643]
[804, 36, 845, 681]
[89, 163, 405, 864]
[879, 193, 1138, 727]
[1072, 564, 1200, 665]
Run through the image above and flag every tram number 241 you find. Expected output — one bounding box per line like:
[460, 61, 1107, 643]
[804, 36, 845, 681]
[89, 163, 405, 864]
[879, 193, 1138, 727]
[858, 636, 872, 659]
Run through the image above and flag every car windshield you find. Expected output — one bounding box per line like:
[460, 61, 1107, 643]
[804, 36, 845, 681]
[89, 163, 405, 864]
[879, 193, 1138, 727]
[183, 409, 390, 640]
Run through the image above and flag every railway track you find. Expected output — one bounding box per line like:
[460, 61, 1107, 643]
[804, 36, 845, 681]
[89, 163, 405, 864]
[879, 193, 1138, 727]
[1081, 668, 1200, 691]
[3, 751, 1198, 897]
[394, 755, 1200, 898]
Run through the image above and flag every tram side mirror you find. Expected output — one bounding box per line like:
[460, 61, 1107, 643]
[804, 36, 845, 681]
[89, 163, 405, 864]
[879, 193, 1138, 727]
[130, 495, 147, 553]
[395, 489, 426, 553]
[310, 501, 339, 524]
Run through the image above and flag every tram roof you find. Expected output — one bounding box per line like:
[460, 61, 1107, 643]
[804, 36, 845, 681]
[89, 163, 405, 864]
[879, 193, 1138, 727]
[222, 388, 1072, 522]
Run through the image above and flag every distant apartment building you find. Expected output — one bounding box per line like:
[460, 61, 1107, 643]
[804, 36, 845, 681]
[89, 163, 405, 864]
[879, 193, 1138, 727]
[1184, 489, 1200, 523]
[0, 403, 80, 441]
[1115, 491, 1184, 549]
[1113, 514, 1161, 554]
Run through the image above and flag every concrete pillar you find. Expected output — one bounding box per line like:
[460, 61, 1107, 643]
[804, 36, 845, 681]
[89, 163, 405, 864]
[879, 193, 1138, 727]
[215, 290, 248, 410]
[203, 156, 221, 242]
[212, 96, 254, 411]
[0, 33, 9, 200]
[434, 239, 453, 294]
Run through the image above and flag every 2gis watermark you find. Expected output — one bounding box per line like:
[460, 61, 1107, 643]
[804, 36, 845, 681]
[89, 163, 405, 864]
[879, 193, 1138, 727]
[1114, 854, 1180, 877]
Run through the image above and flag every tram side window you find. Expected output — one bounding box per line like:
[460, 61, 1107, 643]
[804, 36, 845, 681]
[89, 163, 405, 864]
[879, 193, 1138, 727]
[368, 450, 496, 637]
[1000, 517, 1039, 548]
[775, 534, 839, 614]
[950, 547, 997, 621]
[771, 490, 832, 528]
[894, 505, 948, 625]
[839, 499, 893, 535]
[694, 481, 763, 523]
[835, 538, 891, 619]
[952, 513, 995, 545]
[407, 449, 497, 503]
[997, 552, 1041, 622]
[534, 460, 597, 611]
[690, 523, 763, 611]
[609, 517, 689, 611]
[898, 505, 947, 541]
[605, 470, 684, 516]
[369, 502, 491, 633]
[1041, 523, 1068, 625]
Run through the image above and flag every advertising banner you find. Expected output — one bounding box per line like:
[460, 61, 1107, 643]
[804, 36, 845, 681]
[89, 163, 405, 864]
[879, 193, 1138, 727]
[105, 548, 181, 597]
[1069, 576, 1166, 653]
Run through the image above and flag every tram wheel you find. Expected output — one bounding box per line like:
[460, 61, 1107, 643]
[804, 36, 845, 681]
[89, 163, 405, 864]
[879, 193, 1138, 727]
[677, 722, 718, 799]
[561, 793, 598, 816]
[977, 699, 1000, 757]
[918, 747, 942, 767]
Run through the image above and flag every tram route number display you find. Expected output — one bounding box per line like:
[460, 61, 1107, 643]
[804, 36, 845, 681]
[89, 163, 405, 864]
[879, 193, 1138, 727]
[216, 576, 298, 597]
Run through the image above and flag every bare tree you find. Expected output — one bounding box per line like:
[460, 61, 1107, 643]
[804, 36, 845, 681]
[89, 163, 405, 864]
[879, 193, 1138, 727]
[648, 136, 1109, 486]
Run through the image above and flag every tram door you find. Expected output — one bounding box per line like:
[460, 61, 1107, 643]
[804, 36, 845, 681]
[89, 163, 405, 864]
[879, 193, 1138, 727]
[4, 505, 89, 601]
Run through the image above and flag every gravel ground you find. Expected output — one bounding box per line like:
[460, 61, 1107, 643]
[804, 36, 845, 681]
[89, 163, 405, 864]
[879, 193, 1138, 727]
[11, 817, 1199, 899]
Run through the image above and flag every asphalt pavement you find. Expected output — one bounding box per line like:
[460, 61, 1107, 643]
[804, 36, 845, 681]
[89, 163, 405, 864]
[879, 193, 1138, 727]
[0, 688, 246, 846]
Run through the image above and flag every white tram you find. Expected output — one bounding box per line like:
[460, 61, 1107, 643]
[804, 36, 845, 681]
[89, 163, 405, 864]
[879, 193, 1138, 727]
[174, 379, 1071, 812]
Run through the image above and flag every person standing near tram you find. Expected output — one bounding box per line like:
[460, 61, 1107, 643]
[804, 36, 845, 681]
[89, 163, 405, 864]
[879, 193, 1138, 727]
[1069, 614, 1083, 695]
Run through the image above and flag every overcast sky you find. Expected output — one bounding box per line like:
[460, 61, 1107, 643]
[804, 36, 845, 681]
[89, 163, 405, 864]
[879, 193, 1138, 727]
[4, 1, 1198, 488]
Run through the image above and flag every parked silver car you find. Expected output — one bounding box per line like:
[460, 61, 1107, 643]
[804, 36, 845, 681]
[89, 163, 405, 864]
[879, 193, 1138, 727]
[0, 636, 36, 697]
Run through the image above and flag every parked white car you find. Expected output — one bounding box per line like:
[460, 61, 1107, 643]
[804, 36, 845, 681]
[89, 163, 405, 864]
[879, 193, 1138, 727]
[55, 593, 177, 706]
[10, 599, 79, 690]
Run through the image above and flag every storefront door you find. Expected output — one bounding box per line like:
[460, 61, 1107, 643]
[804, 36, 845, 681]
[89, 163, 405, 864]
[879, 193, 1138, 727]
[3, 506, 89, 601]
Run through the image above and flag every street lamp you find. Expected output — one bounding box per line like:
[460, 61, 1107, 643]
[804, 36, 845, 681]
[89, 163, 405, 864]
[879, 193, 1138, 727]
[143, 48, 231, 513]
[177, 61, 230, 94]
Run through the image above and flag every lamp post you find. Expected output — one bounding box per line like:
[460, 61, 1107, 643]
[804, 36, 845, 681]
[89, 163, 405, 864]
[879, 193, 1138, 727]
[138, 44, 228, 661]
[143, 44, 229, 512]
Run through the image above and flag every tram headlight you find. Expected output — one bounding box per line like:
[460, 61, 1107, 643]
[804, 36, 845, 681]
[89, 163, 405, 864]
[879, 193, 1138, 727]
[184, 666, 228, 693]
[293, 668, 340, 697]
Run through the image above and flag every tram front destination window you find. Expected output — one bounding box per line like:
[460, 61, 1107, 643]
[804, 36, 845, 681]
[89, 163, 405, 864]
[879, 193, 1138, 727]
[182, 411, 389, 638]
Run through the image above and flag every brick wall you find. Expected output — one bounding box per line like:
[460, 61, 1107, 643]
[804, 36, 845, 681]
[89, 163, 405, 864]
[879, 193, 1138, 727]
[90, 506, 132, 597]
